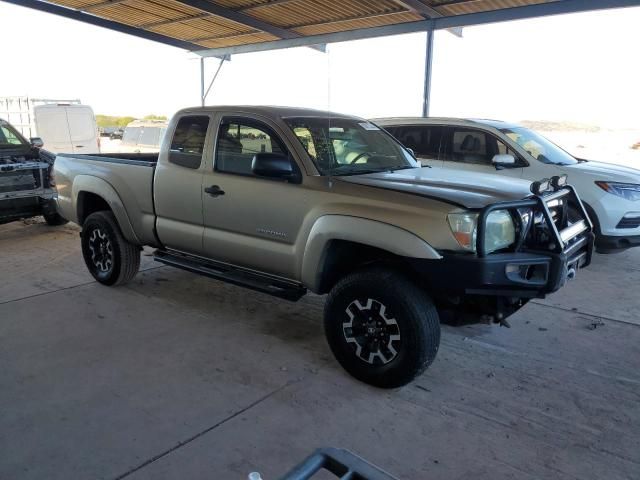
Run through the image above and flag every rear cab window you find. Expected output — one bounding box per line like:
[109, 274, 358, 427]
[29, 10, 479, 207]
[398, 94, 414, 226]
[168, 115, 210, 169]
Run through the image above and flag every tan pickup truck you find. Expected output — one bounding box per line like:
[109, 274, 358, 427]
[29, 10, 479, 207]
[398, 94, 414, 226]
[54, 106, 594, 388]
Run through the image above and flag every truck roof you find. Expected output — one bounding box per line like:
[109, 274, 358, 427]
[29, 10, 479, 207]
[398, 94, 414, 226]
[371, 117, 522, 130]
[176, 105, 363, 121]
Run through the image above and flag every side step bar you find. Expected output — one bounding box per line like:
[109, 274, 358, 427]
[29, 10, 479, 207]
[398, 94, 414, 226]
[154, 250, 307, 301]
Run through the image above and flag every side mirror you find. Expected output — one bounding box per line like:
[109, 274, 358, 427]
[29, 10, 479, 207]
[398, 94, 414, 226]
[252, 153, 301, 183]
[492, 153, 516, 169]
[406, 147, 416, 158]
[30, 137, 44, 148]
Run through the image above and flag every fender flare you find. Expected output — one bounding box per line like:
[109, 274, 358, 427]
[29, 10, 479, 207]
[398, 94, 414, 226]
[301, 215, 441, 292]
[72, 175, 140, 244]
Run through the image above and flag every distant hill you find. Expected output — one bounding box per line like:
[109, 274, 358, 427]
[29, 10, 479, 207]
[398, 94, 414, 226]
[519, 120, 601, 133]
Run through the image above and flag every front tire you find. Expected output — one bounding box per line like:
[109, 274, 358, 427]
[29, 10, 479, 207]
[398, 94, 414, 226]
[43, 211, 68, 226]
[81, 211, 140, 286]
[324, 267, 440, 388]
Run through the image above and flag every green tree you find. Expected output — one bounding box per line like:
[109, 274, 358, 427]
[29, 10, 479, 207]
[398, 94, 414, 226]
[95, 115, 137, 128]
[142, 114, 168, 121]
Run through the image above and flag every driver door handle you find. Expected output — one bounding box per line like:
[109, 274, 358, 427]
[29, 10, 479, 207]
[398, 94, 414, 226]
[204, 185, 225, 197]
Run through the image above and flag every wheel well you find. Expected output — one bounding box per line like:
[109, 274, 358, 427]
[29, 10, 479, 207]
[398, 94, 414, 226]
[581, 201, 601, 235]
[77, 192, 111, 225]
[316, 240, 414, 294]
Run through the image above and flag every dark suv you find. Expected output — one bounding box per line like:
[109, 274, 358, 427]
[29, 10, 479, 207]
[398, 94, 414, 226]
[0, 118, 66, 226]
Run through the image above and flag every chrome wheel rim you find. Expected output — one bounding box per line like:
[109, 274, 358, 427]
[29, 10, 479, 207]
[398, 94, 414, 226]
[88, 228, 113, 273]
[343, 298, 401, 365]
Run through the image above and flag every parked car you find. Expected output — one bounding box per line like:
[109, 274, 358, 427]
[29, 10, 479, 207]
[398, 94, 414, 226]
[54, 106, 593, 388]
[117, 119, 167, 153]
[100, 127, 118, 137]
[109, 128, 124, 140]
[0, 96, 100, 154]
[0, 118, 67, 226]
[375, 117, 640, 253]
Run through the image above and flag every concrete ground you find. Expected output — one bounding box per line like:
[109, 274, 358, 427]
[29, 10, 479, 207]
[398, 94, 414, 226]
[1, 219, 639, 480]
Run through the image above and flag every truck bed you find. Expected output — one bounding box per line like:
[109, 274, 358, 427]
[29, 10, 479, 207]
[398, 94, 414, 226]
[53, 152, 158, 245]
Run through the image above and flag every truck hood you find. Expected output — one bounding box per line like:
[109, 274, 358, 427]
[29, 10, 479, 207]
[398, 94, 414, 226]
[337, 167, 533, 209]
[564, 159, 640, 183]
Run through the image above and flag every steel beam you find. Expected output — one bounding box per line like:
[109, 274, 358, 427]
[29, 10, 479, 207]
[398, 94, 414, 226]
[0, 0, 204, 51]
[172, 0, 325, 52]
[392, 0, 441, 19]
[422, 29, 434, 117]
[172, 0, 304, 40]
[194, 0, 640, 57]
[195, 20, 434, 57]
[200, 57, 205, 107]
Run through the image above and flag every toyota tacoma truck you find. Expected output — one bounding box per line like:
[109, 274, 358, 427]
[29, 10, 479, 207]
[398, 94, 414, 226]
[54, 106, 594, 388]
[1, 118, 67, 226]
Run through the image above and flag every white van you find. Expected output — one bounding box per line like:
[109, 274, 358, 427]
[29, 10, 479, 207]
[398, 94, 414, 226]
[117, 119, 167, 153]
[0, 97, 100, 154]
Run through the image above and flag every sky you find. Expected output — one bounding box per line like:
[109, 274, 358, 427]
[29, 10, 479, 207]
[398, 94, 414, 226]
[1, 3, 640, 128]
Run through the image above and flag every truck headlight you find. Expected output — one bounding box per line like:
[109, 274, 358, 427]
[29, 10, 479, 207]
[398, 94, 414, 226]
[447, 209, 516, 253]
[484, 210, 516, 253]
[447, 212, 477, 251]
[595, 181, 640, 201]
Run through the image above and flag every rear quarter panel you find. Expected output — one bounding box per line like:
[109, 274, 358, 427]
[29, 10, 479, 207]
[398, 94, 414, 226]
[54, 154, 157, 245]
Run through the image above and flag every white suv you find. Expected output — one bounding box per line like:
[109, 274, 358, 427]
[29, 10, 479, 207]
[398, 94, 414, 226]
[374, 117, 640, 253]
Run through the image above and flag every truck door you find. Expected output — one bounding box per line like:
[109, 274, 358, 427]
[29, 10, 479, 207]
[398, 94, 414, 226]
[154, 114, 211, 256]
[201, 115, 309, 280]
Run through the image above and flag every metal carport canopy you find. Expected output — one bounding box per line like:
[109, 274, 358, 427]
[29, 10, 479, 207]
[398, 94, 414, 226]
[5, 0, 640, 112]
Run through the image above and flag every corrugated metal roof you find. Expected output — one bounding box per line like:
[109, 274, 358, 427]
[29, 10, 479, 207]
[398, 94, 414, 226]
[31, 0, 554, 49]
[7, 0, 638, 54]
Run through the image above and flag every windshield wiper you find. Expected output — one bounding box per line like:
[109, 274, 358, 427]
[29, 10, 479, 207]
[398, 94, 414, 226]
[330, 166, 390, 176]
[385, 165, 416, 172]
[330, 165, 416, 176]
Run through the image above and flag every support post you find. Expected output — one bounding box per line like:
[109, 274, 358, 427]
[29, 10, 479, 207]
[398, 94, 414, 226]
[422, 29, 434, 117]
[200, 57, 205, 107]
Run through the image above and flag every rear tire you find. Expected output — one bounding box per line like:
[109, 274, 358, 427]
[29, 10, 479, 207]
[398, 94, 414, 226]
[81, 211, 140, 286]
[324, 267, 440, 388]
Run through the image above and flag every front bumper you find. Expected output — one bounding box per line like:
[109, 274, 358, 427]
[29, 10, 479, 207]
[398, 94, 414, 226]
[416, 185, 595, 299]
[414, 237, 594, 299]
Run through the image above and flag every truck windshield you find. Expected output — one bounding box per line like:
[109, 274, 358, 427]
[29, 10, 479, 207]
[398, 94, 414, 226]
[284, 117, 418, 175]
[500, 127, 577, 166]
[0, 121, 28, 149]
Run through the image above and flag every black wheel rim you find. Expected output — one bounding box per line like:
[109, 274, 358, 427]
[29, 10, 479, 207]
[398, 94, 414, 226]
[342, 298, 401, 365]
[87, 227, 114, 274]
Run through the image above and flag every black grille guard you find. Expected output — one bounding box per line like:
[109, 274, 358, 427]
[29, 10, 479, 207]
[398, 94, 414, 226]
[476, 185, 594, 268]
